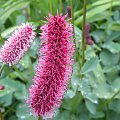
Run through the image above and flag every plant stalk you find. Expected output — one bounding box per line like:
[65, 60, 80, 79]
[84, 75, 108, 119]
[70, 0, 75, 36]
[59, 0, 62, 14]
[38, 116, 42, 120]
[0, 63, 5, 76]
[81, 0, 87, 66]
[71, 0, 78, 63]
[0, 110, 4, 120]
[49, 0, 53, 14]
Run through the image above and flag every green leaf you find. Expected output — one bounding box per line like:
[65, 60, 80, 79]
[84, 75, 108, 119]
[13, 66, 28, 83]
[16, 15, 26, 25]
[29, 37, 39, 58]
[1, 26, 17, 38]
[103, 42, 120, 53]
[85, 100, 96, 114]
[90, 112, 105, 118]
[71, 62, 80, 91]
[0, 1, 30, 24]
[62, 92, 82, 111]
[88, 11, 111, 23]
[91, 30, 104, 43]
[16, 103, 37, 120]
[0, 77, 16, 97]
[100, 50, 119, 65]
[86, 46, 106, 83]
[1, 0, 14, 8]
[103, 65, 116, 73]
[75, 1, 120, 25]
[113, 10, 120, 20]
[0, 87, 14, 98]
[0, 93, 13, 106]
[53, 111, 71, 120]
[77, 104, 90, 120]
[0, 77, 27, 101]
[9, 116, 17, 120]
[93, 83, 114, 99]
[74, 0, 114, 18]
[93, 0, 114, 6]
[81, 57, 99, 74]
[78, 79, 98, 104]
[65, 89, 76, 98]
[107, 110, 120, 120]
[109, 99, 120, 113]
[20, 54, 32, 69]
[112, 78, 120, 92]
[109, 23, 120, 31]
[104, 31, 120, 42]
[14, 83, 27, 101]
[74, 26, 82, 48]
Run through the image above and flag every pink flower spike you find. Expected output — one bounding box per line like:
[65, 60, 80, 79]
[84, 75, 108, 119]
[27, 14, 75, 119]
[0, 23, 36, 66]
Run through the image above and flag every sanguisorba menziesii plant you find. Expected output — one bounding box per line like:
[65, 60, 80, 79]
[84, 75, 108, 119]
[27, 13, 75, 119]
[0, 23, 36, 66]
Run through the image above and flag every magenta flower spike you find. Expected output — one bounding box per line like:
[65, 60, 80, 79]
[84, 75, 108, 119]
[0, 23, 36, 66]
[27, 14, 75, 119]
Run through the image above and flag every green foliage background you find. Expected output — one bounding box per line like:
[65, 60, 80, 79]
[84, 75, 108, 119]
[0, 0, 120, 120]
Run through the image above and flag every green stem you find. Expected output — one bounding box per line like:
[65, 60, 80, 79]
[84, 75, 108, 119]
[71, 0, 78, 63]
[81, 0, 86, 66]
[38, 116, 42, 120]
[0, 33, 2, 41]
[49, 0, 53, 14]
[105, 102, 109, 120]
[0, 63, 5, 76]
[70, 0, 75, 36]
[59, 0, 62, 14]
[0, 109, 4, 120]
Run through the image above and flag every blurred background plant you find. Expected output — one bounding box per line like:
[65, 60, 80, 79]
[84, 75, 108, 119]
[0, 0, 120, 120]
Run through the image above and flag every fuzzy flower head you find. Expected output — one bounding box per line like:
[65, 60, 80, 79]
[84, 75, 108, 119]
[0, 23, 36, 66]
[27, 13, 75, 119]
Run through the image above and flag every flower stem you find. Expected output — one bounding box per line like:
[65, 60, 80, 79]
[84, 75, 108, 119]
[49, 0, 53, 14]
[59, 0, 62, 14]
[70, 0, 75, 36]
[0, 63, 5, 76]
[81, 0, 86, 66]
[70, 0, 78, 63]
[38, 116, 42, 120]
[0, 110, 4, 120]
